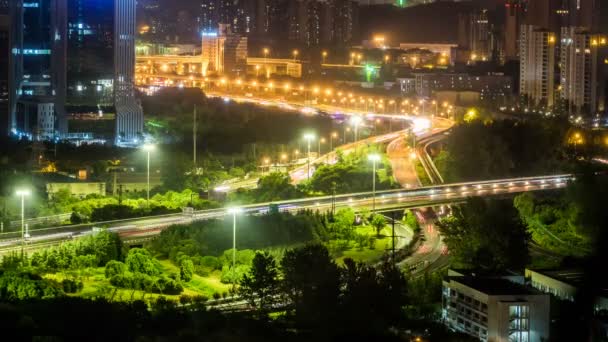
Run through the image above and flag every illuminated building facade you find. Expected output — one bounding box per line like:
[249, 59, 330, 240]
[519, 25, 556, 108]
[201, 24, 248, 76]
[9, 0, 67, 140]
[559, 27, 607, 116]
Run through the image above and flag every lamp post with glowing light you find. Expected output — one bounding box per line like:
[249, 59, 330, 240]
[263, 48, 270, 78]
[293, 49, 299, 61]
[350, 116, 363, 142]
[143, 144, 156, 204]
[318, 137, 326, 156]
[16, 189, 30, 243]
[330, 132, 338, 150]
[227, 207, 242, 288]
[368, 154, 381, 212]
[322, 51, 328, 64]
[304, 133, 315, 180]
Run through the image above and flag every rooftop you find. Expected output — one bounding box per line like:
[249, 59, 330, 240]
[447, 276, 540, 296]
[528, 269, 586, 287]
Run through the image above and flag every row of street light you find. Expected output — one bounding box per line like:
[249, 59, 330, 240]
[135, 72, 455, 117]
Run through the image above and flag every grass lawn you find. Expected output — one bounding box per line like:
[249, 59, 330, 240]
[158, 259, 230, 297]
[334, 225, 391, 265]
[43, 259, 231, 302]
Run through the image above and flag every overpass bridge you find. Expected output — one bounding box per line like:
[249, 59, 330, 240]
[0, 174, 572, 253]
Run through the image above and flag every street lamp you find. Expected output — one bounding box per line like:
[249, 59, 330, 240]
[318, 137, 326, 156]
[263, 158, 271, 173]
[368, 154, 381, 212]
[227, 207, 243, 288]
[293, 49, 299, 61]
[322, 51, 328, 64]
[303, 133, 315, 180]
[350, 116, 363, 142]
[330, 132, 338, 150]
[16, 189, 31, 243]
[142, 144, 156, 204]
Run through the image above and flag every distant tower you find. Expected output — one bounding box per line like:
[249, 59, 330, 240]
[114, 0, 143, 145]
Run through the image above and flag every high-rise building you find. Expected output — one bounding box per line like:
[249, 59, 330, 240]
[66, 0, 114, 106]
[198, 0, 254, 36]
[199, 0, 219, 32]
[525, 0, 560, 31]
[458, 9, 491, 62]
[569, 0, 601, 32]
[114, 0, 143, 145]
[334, 0, 359, 45]
[519, 24, 556, 108]
[559, 27, 607, 116]
[9, 0, 67, 140]
[201, 24, 248, 76]
[0, 2, 8, 137]
[287, 0, 358, 47]
[64, 0, 142, 145]
[252, 0, 283, 37]
[504, 0, 524, 61]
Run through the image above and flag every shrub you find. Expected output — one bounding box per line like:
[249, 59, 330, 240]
[220, 264, 249, 284]
[110, 274, 133, 288]
[194, 266, 209, 277]
[199, 256, 221, 270]
[61, 278, 83, 293]
[104, 260, 127, 279]
[155, 276, 183, 295]
[179, 294, 192, 305]
[192, 295, 209, 304]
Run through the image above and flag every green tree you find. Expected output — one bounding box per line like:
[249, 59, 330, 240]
[437, 198, 529, 270]
[180, 258, 194, 282]
[253, 172, 302, 202]
[370, 214, 386, 237]
[125, 249, 160, 276]
[239, 252, 280, 314]
[403, 209, 420, 233]
[280, 244, 340, 328]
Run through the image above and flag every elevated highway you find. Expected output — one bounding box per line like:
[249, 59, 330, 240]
[0, 174, 572, 253]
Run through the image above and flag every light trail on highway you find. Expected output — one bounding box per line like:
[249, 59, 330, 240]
[0, 174, 573, 251]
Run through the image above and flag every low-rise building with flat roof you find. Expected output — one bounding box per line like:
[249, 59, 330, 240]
[525, 268, 608, 311]
[443, 274, 550, 342]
